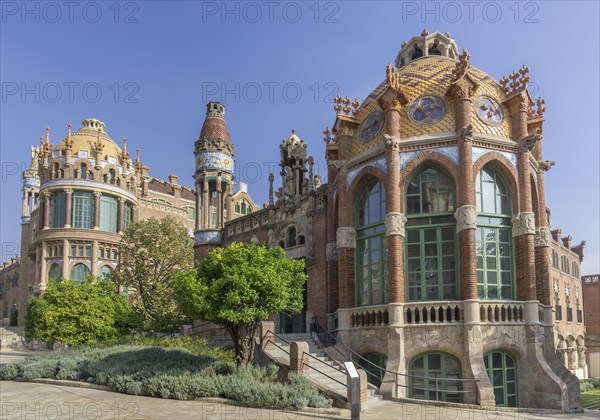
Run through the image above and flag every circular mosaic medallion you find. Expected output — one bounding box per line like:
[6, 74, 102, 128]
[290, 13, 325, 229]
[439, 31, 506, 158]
[474, 95, 504, 126]
[408, 95, 447, 126]
[357, 111, 384, 144]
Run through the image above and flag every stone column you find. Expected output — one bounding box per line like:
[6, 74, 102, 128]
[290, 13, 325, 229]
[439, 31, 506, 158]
[93, 192, 101, 230]
[290, 341, 309, 376]
[534, 163, 552, 305]
[383, 98, 405, 304]
[194, 180, 202, 231]
[216, 173, 223, 228]
[117, 198, 125, 234]
[42, 191, 51, 229]
[40, 242, 48, 289]
[202, 178, 209, 229]
[64, 188, 73, 228]
[91, 241, 99, 277]
[62, 239, 69, 280]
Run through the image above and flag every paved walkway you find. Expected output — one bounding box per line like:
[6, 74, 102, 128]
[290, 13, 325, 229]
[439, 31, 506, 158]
[0, 381, 597, 420]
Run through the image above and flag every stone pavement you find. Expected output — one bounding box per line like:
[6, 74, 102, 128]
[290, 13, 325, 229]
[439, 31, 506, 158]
[0, 381, 597, 420]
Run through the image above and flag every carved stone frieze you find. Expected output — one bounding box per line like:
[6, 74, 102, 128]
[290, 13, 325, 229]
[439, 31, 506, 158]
[336, 227, 356, 249]
[534, 226, 550, 247]
[385, 212, 407, 237]
[512, 212, 535, 237]
[326, 242, 338, 261]
[454, 205, 477, 233]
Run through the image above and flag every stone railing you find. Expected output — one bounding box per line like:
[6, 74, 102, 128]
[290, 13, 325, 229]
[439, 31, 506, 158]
[479, 301, 524, 323]
[404, 302, 463, 325]
[349, 305, 389, 328]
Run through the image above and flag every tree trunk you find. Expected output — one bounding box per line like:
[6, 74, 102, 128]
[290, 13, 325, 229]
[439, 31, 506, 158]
[228, 321, 260, 367]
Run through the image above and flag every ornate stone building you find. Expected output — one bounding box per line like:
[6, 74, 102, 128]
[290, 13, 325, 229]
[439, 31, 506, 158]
[0, 117, 256, 326]
[583, 274, 600, 378]
[194, 31, 584, 411]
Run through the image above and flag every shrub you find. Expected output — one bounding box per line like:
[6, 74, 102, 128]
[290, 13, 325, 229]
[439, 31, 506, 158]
[580, 378, 600, 392]
[0, 362, 21, 380]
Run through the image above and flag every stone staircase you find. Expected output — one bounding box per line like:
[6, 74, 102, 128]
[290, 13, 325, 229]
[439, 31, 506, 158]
[262, 332, 384, 406]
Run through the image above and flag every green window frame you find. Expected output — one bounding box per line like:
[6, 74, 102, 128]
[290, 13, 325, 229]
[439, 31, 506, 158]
[72, 191, 93, 229]
[484, 350, 518, 407]
[551, 250, 559, 269]
[124, 202, 133, 228]
[409, 352, 462, 402]
[69, 263, 90, 284]
[48, 263, 61, 281]
[355, 179, 388, 307]
[50, 191, 66, 228]
[405, 167, 458, 301]
[186, 206, 195, 221]
[100, 195, 118, 232]
[358, 352, 387, 387]
[475, 166, 514, 300]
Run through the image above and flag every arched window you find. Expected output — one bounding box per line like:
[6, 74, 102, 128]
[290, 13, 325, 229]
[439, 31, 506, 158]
[80, 163, 87, 179]
[554, 288, 562, 321]
[405, 167, 457, 301]
[287, 226, 297, 247]
[99, 265, 112, 280]
[48, 263, 61, 282]
[235, 202, 241, 213]
[100, 195, 118, 232]
[551, 250, 559, 269]
[69, 263, 90, 284]
[49, 191, 66, 228]
[241, 201, 247, 214]
[358, 352, 387, 387]
[475, 166, 513, 300]
[356, 179, 388, 306]
[53, 162, 60, 179]
[561, 256, 570, 274]
[72, 191, 94, 229]
[409, 352, 462, 402]
[108, 169, 116, 185]
[572, 261, 579, 278]
[484, 350, 518, 407]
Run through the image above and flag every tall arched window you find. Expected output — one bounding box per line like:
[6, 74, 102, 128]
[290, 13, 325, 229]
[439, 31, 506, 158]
[72, 191, 94, 229]
[287, 226, 297, 247]
[475, 166, 513, 300]
[49, 191, 66, 228]
[123, 202, 133, 228]
[48, 263, 61, 281]
[484, 350, 518, 407]
[69, 263, 90, 284]
[409, 352, 462, 402]
[551, 250, 559, 269]
[356, 179, 388, 306]
[405, 167, 457, 301]
[81, 163, 88, 179]
[561, 256, 570, 274]
[99, 195, 118, 232]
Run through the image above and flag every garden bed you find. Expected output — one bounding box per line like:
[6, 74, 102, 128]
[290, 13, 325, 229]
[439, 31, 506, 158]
[0, 343, 332, 410]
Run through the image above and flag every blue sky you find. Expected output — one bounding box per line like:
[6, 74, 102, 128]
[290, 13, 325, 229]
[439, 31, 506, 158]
[1, 1, 598, 274]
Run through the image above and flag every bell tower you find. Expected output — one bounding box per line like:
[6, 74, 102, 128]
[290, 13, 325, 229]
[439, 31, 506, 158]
[193, 102, 235, 261]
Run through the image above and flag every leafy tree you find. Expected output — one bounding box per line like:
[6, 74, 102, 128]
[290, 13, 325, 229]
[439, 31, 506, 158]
[24, 278, 133, 345]
[115, 216, 194, 333]
[174, 242, 307, 366]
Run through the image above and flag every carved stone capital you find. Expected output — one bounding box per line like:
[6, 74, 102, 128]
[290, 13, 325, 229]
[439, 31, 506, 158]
[512, 212, 535, 237]
[326, 242, 338, 261]
[454, 205, 477, 233]
[534, 227, 550, 247]
[336, 227, 356, 249]
[385, 212, 407, 237]
[384, 134, 401, 152]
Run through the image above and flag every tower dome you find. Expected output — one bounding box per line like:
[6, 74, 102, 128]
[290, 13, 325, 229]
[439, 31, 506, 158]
[396, 29, 459, 68]
[53, 118, 123, 159]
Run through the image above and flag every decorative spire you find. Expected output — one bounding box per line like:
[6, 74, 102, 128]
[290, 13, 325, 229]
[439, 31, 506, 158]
[64, 124, 73, 150]
[451, 49, 471, 83]
[134, 148, 143, 173]
[386, 63, 402, 91]
[323, 127, 334, 144]
[120, 137, 130, 161]
[42, 127, 52, 152]
[93, 128, 105, 154]
[500, 65, 530, 95]
[333, 95, 360, 116]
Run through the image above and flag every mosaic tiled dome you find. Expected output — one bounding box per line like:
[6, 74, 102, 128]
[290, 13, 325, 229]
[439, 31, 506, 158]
[53, 118, 123, 159]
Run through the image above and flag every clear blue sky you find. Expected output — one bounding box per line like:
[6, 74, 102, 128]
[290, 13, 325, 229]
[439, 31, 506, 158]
[1, 1, 598, 274]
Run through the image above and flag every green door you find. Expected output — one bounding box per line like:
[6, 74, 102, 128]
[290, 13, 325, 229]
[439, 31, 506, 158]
[484, 351, 518, 407]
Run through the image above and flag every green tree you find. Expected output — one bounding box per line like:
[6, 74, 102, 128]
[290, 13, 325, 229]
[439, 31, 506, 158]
[174, 242, 306, 366]
[24, 278, 133, 345]
[116, 216, 194, 332]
